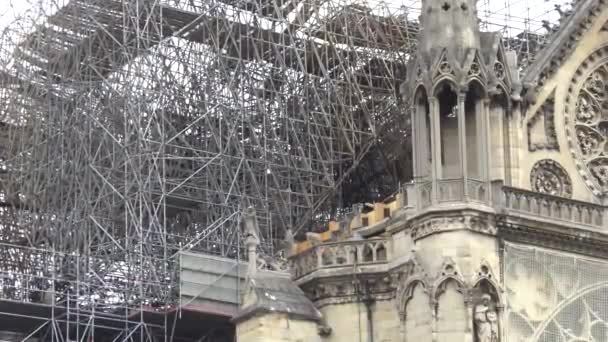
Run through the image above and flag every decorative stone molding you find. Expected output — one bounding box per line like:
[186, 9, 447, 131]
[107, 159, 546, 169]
[527, 90, 559, 151]
[471, 261, 504, 308]
[467, 54, 483, 78]
[411, 212, 496, 240]
[530, 159, 573, 198]
[395, 257, 430, 317]
[406, 44, 515, 98]
[493, 61, 506, 81]
[432, 257, 468, 301]
[301, 275, 395, 307]
[564, 45, 608, 196]
[497, 217, 608, 260]
[472, 260, 498, 288]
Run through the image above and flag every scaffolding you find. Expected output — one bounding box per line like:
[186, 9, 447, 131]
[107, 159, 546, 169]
[0, 0, 573, 340]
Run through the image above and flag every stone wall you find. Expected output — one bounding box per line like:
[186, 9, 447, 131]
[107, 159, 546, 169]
[236, 313, 322, 342]
[414, 230, 500, 281]
[319, 300, 400, 342]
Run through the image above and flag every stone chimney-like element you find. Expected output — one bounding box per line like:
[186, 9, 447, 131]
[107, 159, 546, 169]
[419, 0, 480, 61]
[243, 206, 260, 278]
[404, 0, 519, 209]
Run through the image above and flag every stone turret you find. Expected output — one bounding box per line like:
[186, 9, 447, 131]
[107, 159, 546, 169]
[419, 0, 480, 62]
[403, 0, 520, 208]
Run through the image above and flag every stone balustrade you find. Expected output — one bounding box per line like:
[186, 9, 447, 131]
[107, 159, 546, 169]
[497, 185, 607, 228]
[414, 178, 489, 209]
[291, 238, 389, 279]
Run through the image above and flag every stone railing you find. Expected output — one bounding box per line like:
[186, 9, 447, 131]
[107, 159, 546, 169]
[412, 178, 489, 209]
[417, 180, 433, 208]
[467, 179, 488, 203]
[437, 178, 464, 203]
[497, 185, 607, 228]
[291, 238, 389, 279]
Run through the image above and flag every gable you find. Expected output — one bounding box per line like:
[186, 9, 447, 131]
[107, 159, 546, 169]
[522, 0, 608, 89]
[520, 2, 608, 202]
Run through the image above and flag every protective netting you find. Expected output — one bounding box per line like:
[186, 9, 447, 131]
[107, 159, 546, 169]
[505, 243, 608, 342]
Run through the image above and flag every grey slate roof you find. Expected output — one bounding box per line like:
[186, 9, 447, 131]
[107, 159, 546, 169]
[232, 274, 322, 323]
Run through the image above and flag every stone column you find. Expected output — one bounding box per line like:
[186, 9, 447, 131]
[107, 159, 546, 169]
[244, 207, 260, 278]
[412, 103, 420, 180]
[465, 295, 474, 342]
[246, 235, 258, 278]
[458, 93, 468, 201]
[482, 98, 492, 203]
[507, 103, 522, 187]
[430, 97, 441, 204]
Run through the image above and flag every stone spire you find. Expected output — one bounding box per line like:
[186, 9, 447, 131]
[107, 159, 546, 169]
[419, 0, 480, 62]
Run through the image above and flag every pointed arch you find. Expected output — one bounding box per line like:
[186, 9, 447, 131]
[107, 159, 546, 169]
[472, 261, 503, 306]
[414, 85, 432, 179]
[434, 278, 468, 341]
[399, 280, 433, 342]
[434, 81, 461, 179]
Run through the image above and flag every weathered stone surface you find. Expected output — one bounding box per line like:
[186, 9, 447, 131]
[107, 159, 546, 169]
[237, 1, 608, 341]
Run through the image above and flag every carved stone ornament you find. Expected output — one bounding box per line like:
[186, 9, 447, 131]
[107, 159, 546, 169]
[468, 58, 481, 77]
[433, 257, 467, 301]
[474, 293, 499, 342]
[302, 275, 395, 307]
[411, 213, 496, 240]
[434, 52, 455, 80]
[473, 260, 498, 286]
[530, 159, 572, 198]
[565, 48, 608, 195]
[439, 60, 453, 76]
[493, 61, 505, 81]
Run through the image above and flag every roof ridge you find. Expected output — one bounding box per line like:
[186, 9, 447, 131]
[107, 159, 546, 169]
[522, 0, 606, 88]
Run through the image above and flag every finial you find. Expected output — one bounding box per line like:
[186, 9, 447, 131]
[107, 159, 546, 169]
[244, 206, 260, 277]
[419, 0, 480, 60]
[283, 227, 295, 256]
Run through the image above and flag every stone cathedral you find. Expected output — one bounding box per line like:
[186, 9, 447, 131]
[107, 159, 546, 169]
[233, 0, 608, 341]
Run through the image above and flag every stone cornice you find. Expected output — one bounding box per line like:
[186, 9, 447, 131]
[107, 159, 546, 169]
[299, 272, 396, 307]
[497, 215, 608, 259]
[409, 208, 497, 240]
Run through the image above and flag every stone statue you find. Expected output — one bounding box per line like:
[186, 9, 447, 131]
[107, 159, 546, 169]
[474, 294, 499, 342]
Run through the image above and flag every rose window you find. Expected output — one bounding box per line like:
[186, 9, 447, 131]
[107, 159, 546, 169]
[572, 62, 608, 193]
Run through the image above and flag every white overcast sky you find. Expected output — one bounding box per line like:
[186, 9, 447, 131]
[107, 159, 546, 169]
[0, 0, 569, 41]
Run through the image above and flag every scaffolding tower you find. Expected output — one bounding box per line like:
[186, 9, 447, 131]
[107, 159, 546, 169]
[0, 0, 572, 340]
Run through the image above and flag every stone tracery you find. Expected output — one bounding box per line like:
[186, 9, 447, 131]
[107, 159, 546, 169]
[530, 159, 573, 198]
[567, 52, 608, 194]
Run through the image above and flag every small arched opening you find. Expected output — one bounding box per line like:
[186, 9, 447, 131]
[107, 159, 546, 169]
[436, 82, 460, 179]
[465, 81, 486, 180]
[414, 86, 432, 179]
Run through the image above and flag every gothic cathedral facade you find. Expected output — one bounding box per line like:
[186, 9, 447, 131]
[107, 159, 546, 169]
[234, 0, 608, 341]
